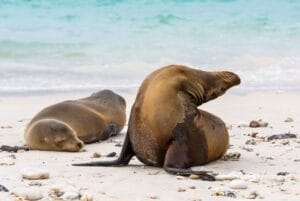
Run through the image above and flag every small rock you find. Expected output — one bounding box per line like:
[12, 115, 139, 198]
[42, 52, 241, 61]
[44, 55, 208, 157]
[176, 176, 185, 180]
[284, 117, 294, 123]
[91, 152, 101, 158]
[215, 172, 240, 181]
[0, 184, 9, 192]
[62, 191, 80, 200]
[245, 139, 257, 145]
[267, 133, 297, 141]
[49, 183, 80, 200]
[277, 172, 289, 176]
[222, 152, 241, 161]
[250, 132, 258, 138]
[21, 168, 49, 180]
[177, 187, 186, 192]
[189, 174, 201, 180]
[106, 152, 116, 157]
[244, 191, 259, 199]
[249, 119, 268, 128]
[228, 179, 248, 189]
[211, 187, 236, 198]
[0, 154, 16, 165]
[189, 186, 196, 189]
[13, 188, 43, 201]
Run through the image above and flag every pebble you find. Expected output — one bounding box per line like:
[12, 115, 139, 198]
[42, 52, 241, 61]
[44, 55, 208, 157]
[62, 191, 80, 200]
[189, 174, 201, 180]
[228, 179, 248, 189]
[21, 168, 49, 180]
[222, 152, 241, 161]
[245, 139, 257, 145]
[215, 172, 240, 181]
[106, 152, 116, 157]
[211, 187, 236, 198]
[0, 154, 16, 165]
[0, 184, 9, 192]
[249, 119, 268, 128]
[284, 117, 294, 123]
[176, 176, 185, 180]
[277, 172, 289, 176]
[13, 188, 43, 201]
[243, 191, 259, 199]
[243, 175, 260, 183]
[91, 152, 101, 158]
[177, 187, 186, 192]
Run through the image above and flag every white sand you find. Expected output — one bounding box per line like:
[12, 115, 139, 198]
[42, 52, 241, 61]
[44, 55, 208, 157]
[0, 92, 299, 200]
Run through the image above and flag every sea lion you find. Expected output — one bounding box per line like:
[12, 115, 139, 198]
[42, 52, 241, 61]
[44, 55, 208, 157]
[73, 65, 240, 179]
[25, 90, 126, 152]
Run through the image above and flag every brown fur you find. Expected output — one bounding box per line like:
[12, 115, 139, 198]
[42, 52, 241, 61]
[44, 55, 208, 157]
[25, 90, 126, 152]
[73, 65, 240, 179]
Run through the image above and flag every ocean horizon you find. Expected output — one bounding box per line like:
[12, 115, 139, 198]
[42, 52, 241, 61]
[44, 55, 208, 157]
[0, 0, 300, 95]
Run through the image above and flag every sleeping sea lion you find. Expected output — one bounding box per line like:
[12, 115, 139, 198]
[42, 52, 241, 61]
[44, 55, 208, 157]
[25, 90, 126, 152]
[73, 65, 240, 180]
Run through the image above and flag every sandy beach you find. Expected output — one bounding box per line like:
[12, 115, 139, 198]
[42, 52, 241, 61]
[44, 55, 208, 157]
[0, 91, 299, 201]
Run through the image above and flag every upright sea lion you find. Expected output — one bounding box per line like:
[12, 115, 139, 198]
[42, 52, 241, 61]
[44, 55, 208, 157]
[73, 65, 240, 179]
[25, 90, 126, 152]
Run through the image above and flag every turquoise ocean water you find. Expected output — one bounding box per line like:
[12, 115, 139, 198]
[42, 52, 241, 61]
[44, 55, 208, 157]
[0, 0, 300, 95]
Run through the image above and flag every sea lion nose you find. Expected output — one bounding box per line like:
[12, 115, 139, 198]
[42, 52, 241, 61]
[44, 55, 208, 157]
[77, 142, 83, 149]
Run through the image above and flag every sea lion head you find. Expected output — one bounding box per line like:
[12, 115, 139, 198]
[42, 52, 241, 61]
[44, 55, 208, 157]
[90, 89, 126, 109]
[31, 120, 84, 152]
[175, 66, 240, 105]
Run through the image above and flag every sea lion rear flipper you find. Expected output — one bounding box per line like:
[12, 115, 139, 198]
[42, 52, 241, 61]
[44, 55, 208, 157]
[163, 123, 215, 181]
[72, 132, 134, 166]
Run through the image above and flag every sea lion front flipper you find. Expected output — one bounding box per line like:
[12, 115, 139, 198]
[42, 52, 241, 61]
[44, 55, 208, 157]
[72, 132, 134, 166]
[163, 123, 215, 181]
[100, 123, 119, 141]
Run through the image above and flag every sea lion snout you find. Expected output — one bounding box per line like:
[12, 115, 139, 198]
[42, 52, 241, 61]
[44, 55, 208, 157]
[215, 71, 241, 89]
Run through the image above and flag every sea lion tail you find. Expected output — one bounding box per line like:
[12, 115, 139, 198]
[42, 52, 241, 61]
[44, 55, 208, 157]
[72, 132, 134, 167]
